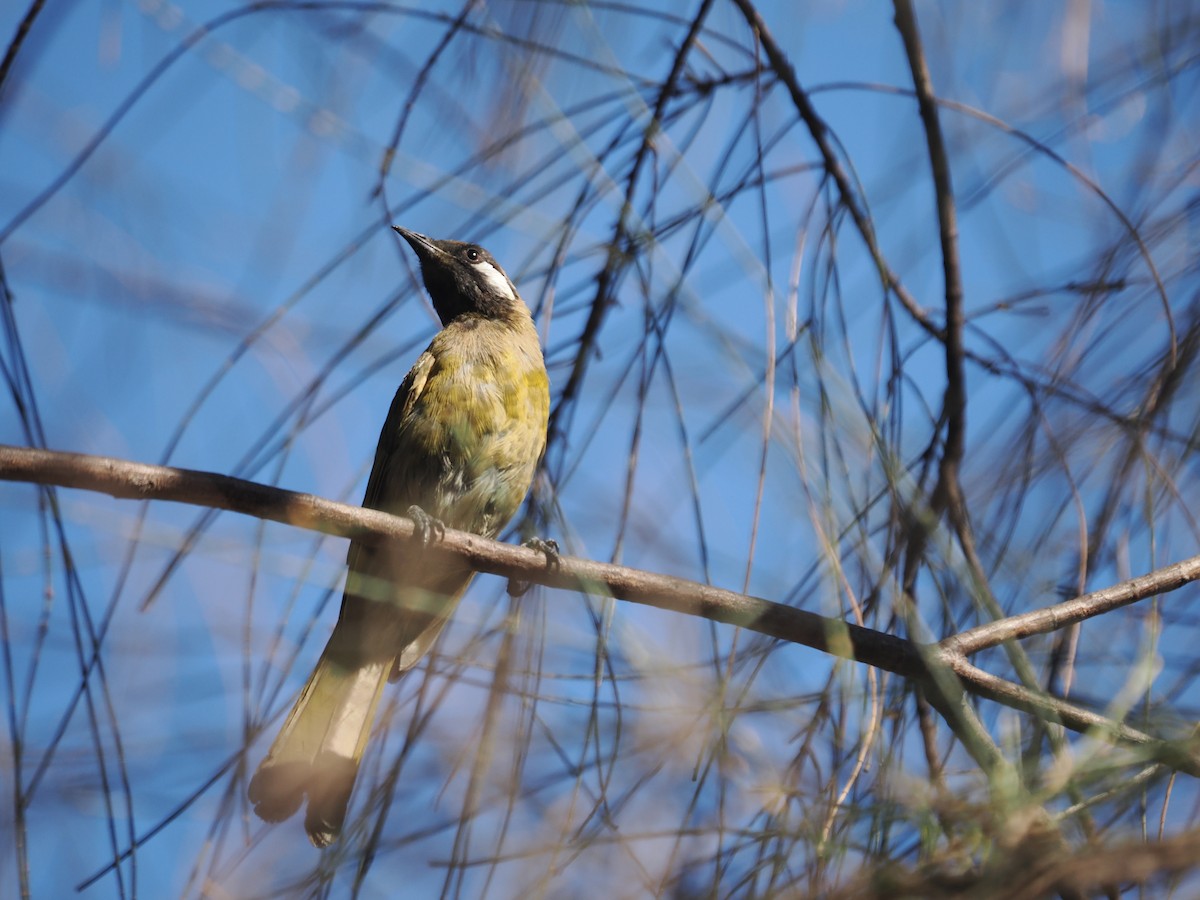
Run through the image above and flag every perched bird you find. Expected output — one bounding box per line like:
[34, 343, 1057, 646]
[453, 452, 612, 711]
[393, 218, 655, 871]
[248, 228, 550, 847]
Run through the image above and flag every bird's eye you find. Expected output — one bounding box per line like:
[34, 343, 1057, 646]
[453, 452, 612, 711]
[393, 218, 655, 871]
[466, 248, 480, 262]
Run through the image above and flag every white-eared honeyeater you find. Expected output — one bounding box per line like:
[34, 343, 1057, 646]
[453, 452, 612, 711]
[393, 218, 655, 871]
[248, 228, 550, 847]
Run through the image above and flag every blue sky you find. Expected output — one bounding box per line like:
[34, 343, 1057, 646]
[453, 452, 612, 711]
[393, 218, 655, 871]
[2, 1, 1199, 896]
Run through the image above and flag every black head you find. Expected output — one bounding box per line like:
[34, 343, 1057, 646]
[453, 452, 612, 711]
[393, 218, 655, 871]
[393, 227, 523, 325]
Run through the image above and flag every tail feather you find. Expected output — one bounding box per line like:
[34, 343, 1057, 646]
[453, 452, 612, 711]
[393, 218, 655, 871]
[249, 642, 390, 846]
[250, 570, 474, 843]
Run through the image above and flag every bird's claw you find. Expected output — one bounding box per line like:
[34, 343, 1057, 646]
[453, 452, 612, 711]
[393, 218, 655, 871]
[407, 505, 445, 547]
[508, 537, 559, 597]
[524, 537, 560, 563]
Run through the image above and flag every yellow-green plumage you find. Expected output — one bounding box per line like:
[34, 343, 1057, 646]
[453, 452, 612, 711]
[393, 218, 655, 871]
[249, 229, 549, 847]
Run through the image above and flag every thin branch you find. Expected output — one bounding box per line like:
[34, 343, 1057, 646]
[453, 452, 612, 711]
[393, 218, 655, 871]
[892, 0, 965, 509]
[0, 1, 657, 247]
[0, 0, 44, 99]
[944, 554, 1200, 656]
[728, 0, 939, 340]
[889, 0, 1024, 786]
[547, 0, 716, 445]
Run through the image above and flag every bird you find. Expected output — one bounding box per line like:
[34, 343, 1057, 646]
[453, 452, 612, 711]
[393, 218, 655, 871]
[248, 227, 550, 847]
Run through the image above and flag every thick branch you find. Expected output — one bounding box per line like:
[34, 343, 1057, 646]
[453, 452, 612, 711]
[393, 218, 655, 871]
[0, 444, 921, 675]
[2, 443, 1198, 776]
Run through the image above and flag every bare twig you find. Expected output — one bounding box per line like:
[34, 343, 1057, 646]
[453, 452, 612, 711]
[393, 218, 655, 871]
[0, 0, 45, 99]
[729, 0, 939, 340]
[892, 0, 963, 396]
[944, 555, 1200, 657]
[892, 0, 965, 516]
[547, 0, 716, 445]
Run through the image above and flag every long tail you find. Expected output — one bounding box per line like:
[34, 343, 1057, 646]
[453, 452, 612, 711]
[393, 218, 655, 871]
[248, 635, 391, 847]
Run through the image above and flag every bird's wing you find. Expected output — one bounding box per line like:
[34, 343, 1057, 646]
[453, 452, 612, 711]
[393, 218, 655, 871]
[361, 349, 435, 513]
[340, 347, 469, 643]
[341, 350, 436, 572]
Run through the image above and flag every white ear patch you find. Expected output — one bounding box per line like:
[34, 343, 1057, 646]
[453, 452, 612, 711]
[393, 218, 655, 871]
[473, 260, 516, 301]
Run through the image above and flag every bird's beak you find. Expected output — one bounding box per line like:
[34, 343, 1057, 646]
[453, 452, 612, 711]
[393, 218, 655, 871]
[393, 226, 441, 260]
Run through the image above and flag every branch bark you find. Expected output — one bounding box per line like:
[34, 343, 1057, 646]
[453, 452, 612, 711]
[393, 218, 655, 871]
[2, 443, 1198, 776]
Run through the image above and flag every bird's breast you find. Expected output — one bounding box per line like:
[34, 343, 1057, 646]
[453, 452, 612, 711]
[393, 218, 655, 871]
[396, 317, 548, 536]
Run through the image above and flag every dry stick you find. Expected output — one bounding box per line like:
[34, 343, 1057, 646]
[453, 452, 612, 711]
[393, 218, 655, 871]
[3, 443, 1199, 777]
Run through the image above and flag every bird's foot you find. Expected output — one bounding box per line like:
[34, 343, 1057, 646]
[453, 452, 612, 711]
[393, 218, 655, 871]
[508, 538, 560, 597]
[407, 505, 446, 547]
[525, 537, 559, 561]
